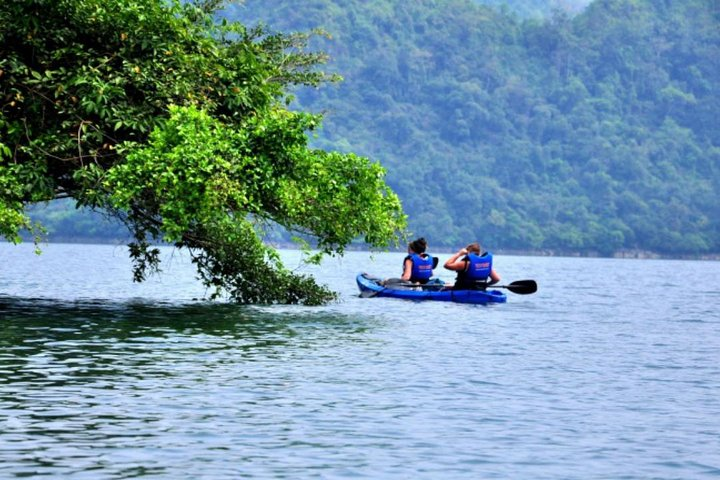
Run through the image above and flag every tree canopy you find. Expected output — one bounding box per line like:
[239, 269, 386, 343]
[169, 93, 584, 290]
[0, 0, 407, 304]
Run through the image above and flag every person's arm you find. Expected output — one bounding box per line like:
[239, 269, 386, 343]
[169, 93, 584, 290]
[487, 268, 501, 286]
[401, 258, 413, 281]
[443, 248, 468, 272]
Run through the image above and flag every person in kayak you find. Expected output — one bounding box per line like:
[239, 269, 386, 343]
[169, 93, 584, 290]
[443, 242, 500, 290]
[400, 237, 436, 284]
[381, 237, 436, 287]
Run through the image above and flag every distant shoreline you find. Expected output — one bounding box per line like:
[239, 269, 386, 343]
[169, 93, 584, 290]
[9, 237, 720, 262]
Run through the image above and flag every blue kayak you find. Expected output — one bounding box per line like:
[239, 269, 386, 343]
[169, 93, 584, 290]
[356, 273, 507, 304]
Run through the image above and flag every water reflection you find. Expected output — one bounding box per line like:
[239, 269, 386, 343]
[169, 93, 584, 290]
[0, 295, 373, 334]
[0, 295, 376, 387]
[0, 295, 393, 479]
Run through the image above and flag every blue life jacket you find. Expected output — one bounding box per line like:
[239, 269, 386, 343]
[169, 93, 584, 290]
[465, 252, 493, 281]
[405, 253, 433, 283]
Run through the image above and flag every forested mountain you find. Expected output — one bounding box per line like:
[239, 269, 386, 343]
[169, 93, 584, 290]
[472, 0, 592, 17]
[27, 199, 127, 244]
[26, 0, 719, 257]
[217, 0, 719, 256]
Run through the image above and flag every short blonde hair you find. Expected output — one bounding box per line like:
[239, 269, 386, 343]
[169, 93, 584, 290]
[466, 242, 481, 254]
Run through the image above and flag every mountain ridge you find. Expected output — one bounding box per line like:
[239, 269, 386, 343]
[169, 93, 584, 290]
[28, 0, 720, 258]
[224, 0, 719, 256]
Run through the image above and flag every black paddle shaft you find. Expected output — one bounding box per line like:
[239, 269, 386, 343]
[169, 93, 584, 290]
[383, 279, 537, 294]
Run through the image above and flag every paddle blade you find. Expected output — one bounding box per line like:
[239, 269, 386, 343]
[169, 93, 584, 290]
[504, 280, 537, 295]
[359, 289, 381, 298]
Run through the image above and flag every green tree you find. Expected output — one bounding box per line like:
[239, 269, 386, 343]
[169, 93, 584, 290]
[0, 0, 406, 304]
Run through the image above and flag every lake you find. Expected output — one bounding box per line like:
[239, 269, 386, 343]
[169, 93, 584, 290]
[1, 242, 719, 479]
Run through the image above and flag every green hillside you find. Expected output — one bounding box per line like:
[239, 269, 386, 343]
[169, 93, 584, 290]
[221, 0, 719, 256]
[26, 0, 719, 257]
[26, 199, 127, 244]
[472, 0, 592, 17]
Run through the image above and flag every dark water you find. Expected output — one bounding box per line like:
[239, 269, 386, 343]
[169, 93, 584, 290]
[1, 243, 719, 479]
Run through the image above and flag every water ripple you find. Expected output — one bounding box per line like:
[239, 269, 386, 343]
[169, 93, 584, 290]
[1, 247, 720, 478]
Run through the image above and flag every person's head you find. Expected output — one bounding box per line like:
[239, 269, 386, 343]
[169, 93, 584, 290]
[466, 242, 481, 255]
[408, 237, 427, 254]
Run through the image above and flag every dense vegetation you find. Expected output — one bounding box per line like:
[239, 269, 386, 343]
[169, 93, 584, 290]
[0, 0, 406, 303]
[472, 0, 592, 17]
[17, 0, 720, 257]
[223, 0, 719, 257]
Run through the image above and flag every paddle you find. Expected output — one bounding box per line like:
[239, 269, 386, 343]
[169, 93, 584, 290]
[360, 288, 383, 298]
[412, 279, 537, 294]
[487, 279, 537, 295]
[361, 277, 537, 297]
[359, 279, 389, 297]
[385, 279, 445, 291]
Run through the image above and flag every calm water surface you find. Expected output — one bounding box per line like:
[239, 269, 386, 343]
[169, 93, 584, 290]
[1, 243, 719, 479]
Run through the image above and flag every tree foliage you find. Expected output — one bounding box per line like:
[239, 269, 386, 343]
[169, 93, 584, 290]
[0, 0, 407, 304]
